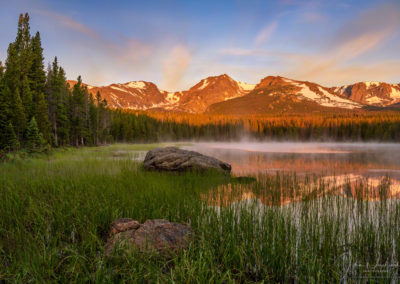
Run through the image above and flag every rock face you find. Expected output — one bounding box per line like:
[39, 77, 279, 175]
[143, 147, 232, 173]
[67, 74, 254, 113]
[206, 76, 362, 115]
[334, 82, 400, 106]
[105, 218, 193, 256]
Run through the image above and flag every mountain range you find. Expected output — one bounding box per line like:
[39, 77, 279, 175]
[67, 74, 400, 114]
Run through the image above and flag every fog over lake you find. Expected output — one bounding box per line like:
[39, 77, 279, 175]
[182, 142, 400, 175]
[180, 142, 400, 200]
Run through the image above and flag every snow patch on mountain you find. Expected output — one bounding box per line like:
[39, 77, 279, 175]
[237, 81, 256, 91]
[283, 78, 360, 109]
[335, 85, 348, 94]
[296, 84, 320, 100]
[365, 82, 382, 88]
[109, 93, 122, 108]
[166, 92, 180, 103]
[391, 87, 400, 99]
[366, 96, 383, 104]
[197, 79, 209, 90]
[111, 86, 129, 92]
[126, 81, 146, 89]
[317, 87, 361, 109]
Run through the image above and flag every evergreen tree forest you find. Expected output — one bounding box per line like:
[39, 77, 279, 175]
[0, 13, 111, 153]
[1, 13, 400, 156]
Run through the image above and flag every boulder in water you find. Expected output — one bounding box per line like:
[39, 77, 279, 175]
[143, 147, 231, 173]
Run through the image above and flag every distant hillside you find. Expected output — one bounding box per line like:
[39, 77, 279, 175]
[68, 75, 400, 115]
[206, 76, 362, 115]
[333, 82, 400, 106]
[67, 74, 255, 113]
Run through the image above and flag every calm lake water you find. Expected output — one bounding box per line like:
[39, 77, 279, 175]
[181, 142, 400, 202]
[182, 142, 400, 176]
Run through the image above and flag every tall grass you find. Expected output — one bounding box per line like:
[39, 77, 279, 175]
[0, 144, 399, 282]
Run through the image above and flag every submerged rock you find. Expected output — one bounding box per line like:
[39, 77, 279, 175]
[143, 147, 231, 173]
[105, 218, 193, 256]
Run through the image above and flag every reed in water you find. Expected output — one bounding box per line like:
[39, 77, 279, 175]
[1, 144, 399, 282]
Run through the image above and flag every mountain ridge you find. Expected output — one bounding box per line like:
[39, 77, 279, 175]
[67, 75, 400, 114]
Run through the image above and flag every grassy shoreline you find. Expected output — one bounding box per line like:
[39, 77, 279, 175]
[1, 144, 399, 282]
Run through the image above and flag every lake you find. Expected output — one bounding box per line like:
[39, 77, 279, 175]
[181, 142, 400, 204]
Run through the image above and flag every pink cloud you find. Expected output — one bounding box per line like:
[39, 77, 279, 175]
[255, 21, 277, 46]
[162, 44, 192, 91]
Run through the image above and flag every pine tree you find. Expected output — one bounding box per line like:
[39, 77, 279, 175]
[3, 43, 21, 95]
[0, 61, 4, 80]
[10, 87, 26, 140]
[4, 13, 32, 99]
[0, 87, 10, 149]
[25, 117, 43, 152]
[34, 92, 51, 142]
[19, 13, 32, 78]
[14, 14, 24, 52]
[21, 75, 33, 119]
[4, 122, 20, 151]
[70, 76, 86, 146]
[29, 31, 46, 99]
[46, 57, 64, 146]
[55, 67, 71, 145]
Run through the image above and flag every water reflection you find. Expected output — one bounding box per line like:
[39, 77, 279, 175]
[182, 142, 400, 205]
[183, 142, 400, 176]
[203, 174, 400, 207]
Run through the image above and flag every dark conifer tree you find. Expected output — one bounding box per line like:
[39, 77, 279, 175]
[21, 75, 33, 119]
[0, 61, 4, 79]
[10, 87, 26, 140]
[0, 91, 10, 149]
[29, 32, 46, 101]
[25, 117, 43, 152]
[4, 122, 20, 151]
[3, 43, 20, 95]
[35, 92, 51, 142]
[55, 67, 71, 145]
[70, 76, 86, 146]
[46, 57, 59, 145]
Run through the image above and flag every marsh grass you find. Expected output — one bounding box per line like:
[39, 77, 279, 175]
[1, 144, 399, 282]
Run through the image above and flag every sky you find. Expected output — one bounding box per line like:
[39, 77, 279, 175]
[0, 0, 399, 91]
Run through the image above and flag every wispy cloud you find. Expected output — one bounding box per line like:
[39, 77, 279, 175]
[286, 2, 400, 84]
[301, 11, 325, 23]
[220, 48, 271, 57]
[34, 9, 155, 85]
[254, 21, 277, 46]
[219, 2, 400, 86]
[162, 44, 192, 91]
[37, 10, 99, 38]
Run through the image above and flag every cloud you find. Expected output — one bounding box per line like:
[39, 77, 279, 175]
[36, 9, 100, 39]
[302, 11, 325, 23]
[38, 10, 152, 61]
[286, 2, 400, 84]
[328, 3, 400, 56]
[222, 2, 400, 86]
[286, 59, 400, 86]
[334, 29, 393, 60]
[254, 21, 277, 46]
[162, 45, 192, 91]
[220, 48, 271, 57]
[33, 9, 154, 85]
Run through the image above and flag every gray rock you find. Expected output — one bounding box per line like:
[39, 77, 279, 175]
[110, 218, 140, 235]
[105, 218, 193, 256]
[143, 147, 231, 173]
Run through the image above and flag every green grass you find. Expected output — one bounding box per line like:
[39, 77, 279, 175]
[1, 144, 399, 282]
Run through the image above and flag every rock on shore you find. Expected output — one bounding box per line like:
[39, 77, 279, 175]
[105, 218, 193, 256]
[143, 147, 231, 173]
